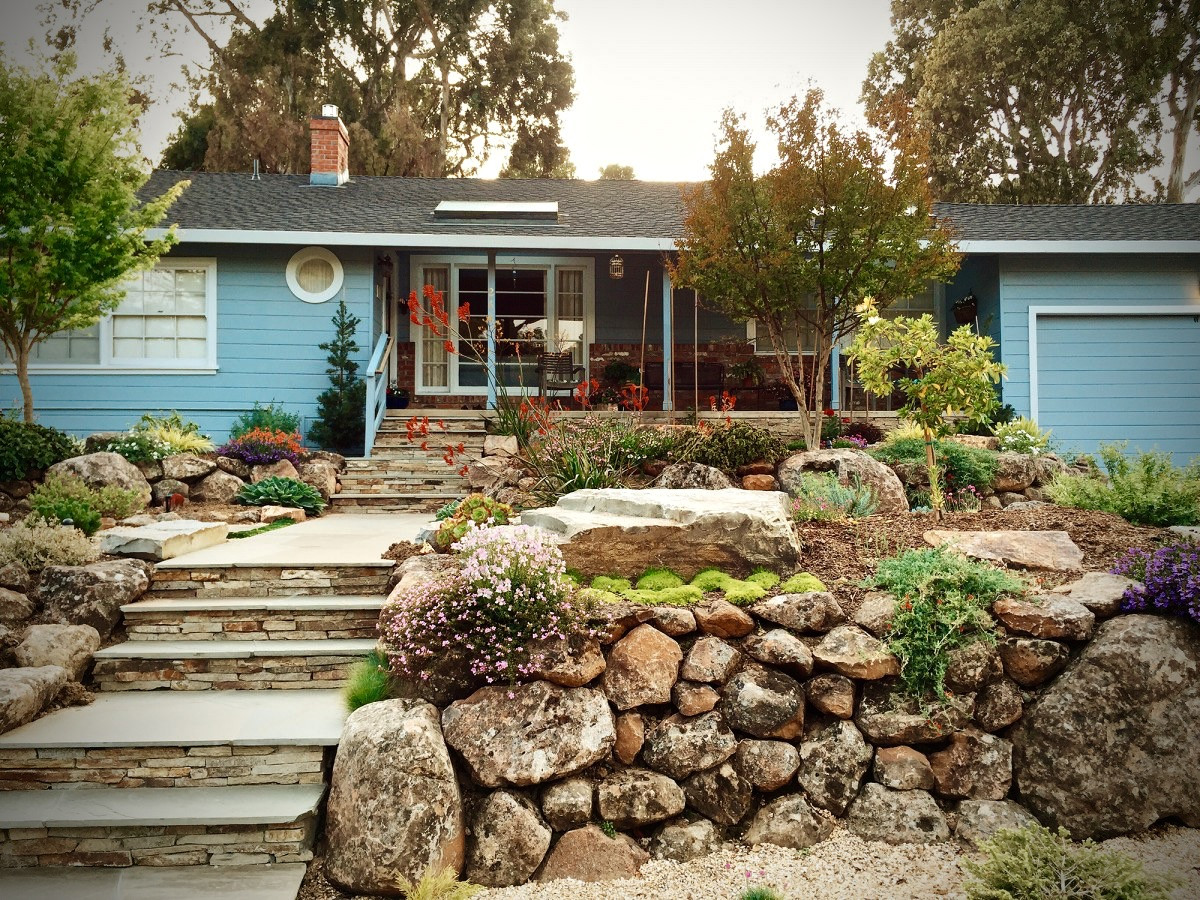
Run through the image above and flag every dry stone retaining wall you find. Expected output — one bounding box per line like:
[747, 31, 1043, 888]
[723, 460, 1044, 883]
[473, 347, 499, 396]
[146, 565, 391, 600]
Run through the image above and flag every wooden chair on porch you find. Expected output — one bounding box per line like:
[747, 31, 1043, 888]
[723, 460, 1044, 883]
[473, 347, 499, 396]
[537, 350, 584, 400]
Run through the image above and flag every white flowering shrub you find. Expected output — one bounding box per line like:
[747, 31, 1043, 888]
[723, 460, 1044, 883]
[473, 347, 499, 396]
[994, 417, 1052, 456]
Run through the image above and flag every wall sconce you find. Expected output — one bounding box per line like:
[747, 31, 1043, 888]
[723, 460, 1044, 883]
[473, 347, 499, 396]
[608, 254, 624, 279]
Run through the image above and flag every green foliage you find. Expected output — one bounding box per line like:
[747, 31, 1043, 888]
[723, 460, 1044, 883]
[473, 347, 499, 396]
[591, 575, 632, 593]
[235, 477, 326, 516]
[747, 569, 780, 589]
[94, 431, 173, 464]
[29, 495, 101, 536]
[308, 300, 365, 453]
[872, 437, 999, 506]
[432, 494, 512, 552]
[598, 164, 636, 180]
[739, 889, 784, 900]
[995, 417, 1053, 456]
[132, 412, 212, 455]
[0, 417, 80, 481]
[1046, 442, 1200, 527]
[868, 547, 1025, 698]
[622, 585, 704, 606]
[0, 54, 186, 422]
[587, 568, 775, 607]
[688, 568, 767, 604]
[0, 515, 99, 571]
[789, 472, 879, 522]
[530, 417, 675, 497]
[30, 473, 143, 521]
[434, 500, 461, 521]
[779, 572, 826, 593]
[344, 649, 391, 713]
[636, 568, 684, 591]
[395, 866, 484, 900]
[676, 422, 787, 470]
[228, 519, 295, 539]
[230, 402, 301, 440]
[963, 824, 1176, 900]
[599, 821, 618, 839]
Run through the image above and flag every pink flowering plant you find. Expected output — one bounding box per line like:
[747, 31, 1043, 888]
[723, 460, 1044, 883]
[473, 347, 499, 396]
[379, 524, 592, 684]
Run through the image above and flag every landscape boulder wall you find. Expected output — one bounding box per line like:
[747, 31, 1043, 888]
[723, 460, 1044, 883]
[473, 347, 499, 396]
[520, 488, 801, 579]
[47, 452, 152, 508]
[777, 449, 910, 515]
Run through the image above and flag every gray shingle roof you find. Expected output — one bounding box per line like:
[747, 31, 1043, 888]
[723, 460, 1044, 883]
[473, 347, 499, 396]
[933, 202, 1200, 242]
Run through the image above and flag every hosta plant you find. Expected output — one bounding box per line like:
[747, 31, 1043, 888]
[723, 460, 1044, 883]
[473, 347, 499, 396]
[235, 476, 325, 516]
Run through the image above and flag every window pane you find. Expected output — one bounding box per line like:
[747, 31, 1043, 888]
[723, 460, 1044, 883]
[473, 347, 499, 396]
[144, 291, 175, 315]
[175, 270, 206, 293]
[113, 338, 142, 358]
[117, 292, 143, 315]
[144, 338, 176, 359]
[177, 339, 207, 359]
[420, 267, 450, 388]
[145, 317, 176, 338]
[177, 317, 206, 339]
[177, 293, 206, 315]
[113, 317, 144, 338]
[145, 270, 174, 293]
[298, 258, 334, 293]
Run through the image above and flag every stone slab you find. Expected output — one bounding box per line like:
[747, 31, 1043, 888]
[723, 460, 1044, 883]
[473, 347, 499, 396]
[923, 530, 1084, 571]
[100, 520, 229, 562]
[122, 596, 384, 613]
[0, 784, 325, 828]
[0, 865, 306, 900]
[93, 639, 376, 661]
[0, 690, 348, 749]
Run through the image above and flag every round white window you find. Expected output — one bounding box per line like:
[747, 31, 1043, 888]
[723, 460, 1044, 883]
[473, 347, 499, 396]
[286, 247, 344, 303]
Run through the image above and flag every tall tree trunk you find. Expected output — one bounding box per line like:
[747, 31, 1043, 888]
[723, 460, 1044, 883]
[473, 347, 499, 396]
[15, 344, 34, 424]
[1167, 72, 1200, 202]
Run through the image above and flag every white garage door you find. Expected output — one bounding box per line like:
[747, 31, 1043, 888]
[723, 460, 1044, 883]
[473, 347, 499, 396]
[1033, 312, 1200, 463]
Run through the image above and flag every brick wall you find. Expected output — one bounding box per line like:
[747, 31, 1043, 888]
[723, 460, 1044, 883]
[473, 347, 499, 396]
[309, 115, 349, 183]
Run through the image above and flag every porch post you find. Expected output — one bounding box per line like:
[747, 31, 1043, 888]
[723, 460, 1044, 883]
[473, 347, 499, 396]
[830, 345, 840, 411]
[662, 268, 673, 410]
[487, 251, 497, 408]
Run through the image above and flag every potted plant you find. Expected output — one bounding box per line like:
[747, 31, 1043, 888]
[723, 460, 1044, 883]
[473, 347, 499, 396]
[729, 357, 765, 388]
[953, 292, 978, 325]
[386, 383, 410, 409]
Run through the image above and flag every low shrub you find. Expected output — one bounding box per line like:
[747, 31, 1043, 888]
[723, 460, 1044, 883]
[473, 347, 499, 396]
[688, 568, 766, 604]
[675, 422, 787, 471]
[1113, 537, 1200, 624]
[0, 516, 99, 571]
[396, 866, 483, 900]
[492, 392, 553, 449]
[229, 402, 301, 440]
[0, 417, 80, 481]
[871, 436, 998, 503]
[747, 569, 780, 589]
[29, 495, 101, 536]
[789, 472, 878, 522]
[29, 473, 143, 521]
[994, 416, 1052, 456]
[134, 411, 212, 454]
[866, 547, 1025, 698]
[235, 477, 325, 516]
[636, 567, 684, 591]
[217, 427, 303, 466]
[963, 823, 1175, 900]
[1046, 442, 1200, 527]
[779, 572, 826, 593]
[431, 494, 512, 552]
[94, 431, 173, 464]
[529, 416, 672, 496]
[738, 890, 784, 900]
[829, 435, 868, 450]
[343, 649, 391, 712]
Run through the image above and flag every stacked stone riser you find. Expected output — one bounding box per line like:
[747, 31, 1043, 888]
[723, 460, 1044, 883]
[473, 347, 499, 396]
[124, 612, 379, 642]
[146, 566, 391, 600]
[92, 656, 361, 691]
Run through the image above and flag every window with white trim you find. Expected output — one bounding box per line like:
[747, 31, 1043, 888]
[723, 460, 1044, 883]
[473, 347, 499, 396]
[286, 247, 343, 303]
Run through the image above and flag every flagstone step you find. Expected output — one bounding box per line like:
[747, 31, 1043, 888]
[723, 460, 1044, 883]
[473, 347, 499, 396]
[0, 864, 307, 900]
[121, 595, 383, 641]
[331, 492, 460, 514]
[146, 562, 393, 600]
[91, 640, 376, 692]
[0, 784, 323, 867]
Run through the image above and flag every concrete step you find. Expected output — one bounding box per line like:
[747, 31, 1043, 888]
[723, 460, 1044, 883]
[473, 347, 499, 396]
[122, 596, 383, 642]
[91, 640, 376, 692]
[0, 864, 306, 900]
[147, 562, 393, 601]
[0, 784, 323, 867]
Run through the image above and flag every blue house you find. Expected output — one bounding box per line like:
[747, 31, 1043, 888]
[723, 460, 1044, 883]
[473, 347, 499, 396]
[3, 109, 1198, 462]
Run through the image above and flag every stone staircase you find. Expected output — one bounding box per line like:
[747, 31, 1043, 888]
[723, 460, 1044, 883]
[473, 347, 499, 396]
[333, 410, 488, 513]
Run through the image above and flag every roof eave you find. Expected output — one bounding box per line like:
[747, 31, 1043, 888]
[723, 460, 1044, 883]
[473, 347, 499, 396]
[956, 239, 1200, 254]
[149, 227, 678, 252]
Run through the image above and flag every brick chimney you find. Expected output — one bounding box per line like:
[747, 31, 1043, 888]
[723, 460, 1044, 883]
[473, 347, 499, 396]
[310, 104, 349, 186]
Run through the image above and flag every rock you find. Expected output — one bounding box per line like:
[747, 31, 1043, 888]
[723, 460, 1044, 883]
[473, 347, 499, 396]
[297, 458, 339, 501]
[734, 739, 800, 791]
[813, 626, 901, 680]
[651, 817, 721, 862]
[693, 600, 755, 638]
[191, 470, 244, 504]
[526, 634, 606, 688]
[642, 711, 738, 780]
[587, 602, 655, 644]
[943, 642, 1003, 694]
[216, 456, 252, 480]
[258, 505, 305, 524]
[161, 453, 216, 483]
[598, 769, 685, 827]
[391, 553, 461, 594]
[778, 449, 910, 515]
[846, 784, 950, 844]
[856, 681, 974, 746]
[1031, 455, 1067, 486]
[151, 478, 190, 506]
[1050, 572, 1136, 618]
[442, 682, 615, 787]
[854, 592, 895, 637]
[998, 638, 1071, 688]
[873, 746, 935, 791]
[798, 720, 873, 816]
[465, 457, 520, 493]
[805, 674, 856, 719]
[0, 562, 31, 593]
[47, 453, 151, 508]
[975, 679, 1024, 732]
[540, 777, 593, 831]
[38, 559, 152, 640]
[465, 791, 551, 888]
[681, 636, 742, 683]
[674, 681, 720, 716]
[720, 667, 806, 739]
[993, 595, 1094, 641]
[750, 592, 846, 634]
[928, 728, 1013, 800]
[84, 431, 127, 454]
[996, 491, 1026, 507]
[991, 453, 1037, 492]
[537, 825, 649, 883]
[13, 624, 100, 680]
[1011, 615, 1200, 839]
[744, 795, 833, 850]
[325, 700, 463, 894]
[683, 760, 753, 824]
[523, 488, 801, 580]
[250, 459, 300, 483]
[742, 474, 777, 491]
[614, 713, 644, 765]
[99, 519, 229, 562]
[649, 607, 696, 636]
[743, 629, 813, 676]
[654, 462, 735, 490]
[483, 435, 519, 457]
[0, 666, 68, 735]
[602, 624, 682, 709]
[0, 587, 36, 628]
[923, 530, 1084, 571]
[955, 800, 1038, 846]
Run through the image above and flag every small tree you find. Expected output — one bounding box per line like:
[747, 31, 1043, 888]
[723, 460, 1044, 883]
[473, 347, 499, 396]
[0, 54, 186, 422]
[847, 299, 1006, 518]
[308, 299, 365, 453]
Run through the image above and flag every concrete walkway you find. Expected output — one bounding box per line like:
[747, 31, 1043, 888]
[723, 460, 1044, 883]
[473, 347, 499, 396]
[0, 864, 306, 900]
[155, 513, 429, 568]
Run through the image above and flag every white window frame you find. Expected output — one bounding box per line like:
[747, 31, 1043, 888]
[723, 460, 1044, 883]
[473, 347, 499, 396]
[286, 246, 344, 303]
[408, 254, 595, 396]
[2, 258, 219, 375]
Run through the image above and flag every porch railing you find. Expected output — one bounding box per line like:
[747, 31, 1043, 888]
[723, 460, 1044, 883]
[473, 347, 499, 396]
[363, 332, 392, 459]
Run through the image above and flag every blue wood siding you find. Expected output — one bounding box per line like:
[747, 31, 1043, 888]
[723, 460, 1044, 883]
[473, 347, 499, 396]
[0, 243, 375, 444]
[945, 255, 1000, 347]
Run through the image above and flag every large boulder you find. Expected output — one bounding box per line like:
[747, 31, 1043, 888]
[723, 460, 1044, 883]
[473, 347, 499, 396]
[537, 825, 649, 883]
[602, 624, 682, 709]
[778, 449, 910, 515]
[464, 791, 551, 888]
[955, 800, 1038, 846]
[998, 637, 1071, 688]
[161, 453, 216, 483]
[798, 719, 873, 816]
[845, 783, 950, 844]
[540, 778, 593, 831]
[521, 488, 801, 579]
[38, 559, 152, 640]
[928, 728, 1012, 800]
[297, 457, 340, 501]
[1011, 615, 1200, 839]
[653, 462, 734, 490]
[651, 817, 721, 862]
[1050, 572, 1137, 619]
[923, 530, 1084, 572]
[442, 682, 615, 787]
[993, 595, 1095, 642]
[99, 519, 229, 562]
[642, 711, 738, 780]
[0, 665, 68, 735]
[750, 592, 845, 634]
[597, 769, 685, 827]
[0, 587, 36, 628]
[991, 453, 1037, 492]
[743, 794, 833, 850]
[734, 739, 800, 791]
[190, 469, 244, 504]
[13, 624, 99, 680]
[47, 453, 151, 508]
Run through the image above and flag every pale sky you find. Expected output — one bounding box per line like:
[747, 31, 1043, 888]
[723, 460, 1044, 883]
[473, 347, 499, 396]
[0, 0, 895, 180]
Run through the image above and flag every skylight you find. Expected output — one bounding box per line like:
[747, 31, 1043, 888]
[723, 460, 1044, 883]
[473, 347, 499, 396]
[433, 200, 559, 222]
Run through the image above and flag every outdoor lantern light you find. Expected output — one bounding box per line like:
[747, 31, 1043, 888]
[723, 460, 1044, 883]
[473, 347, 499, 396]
[609, 254, 624, 279]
